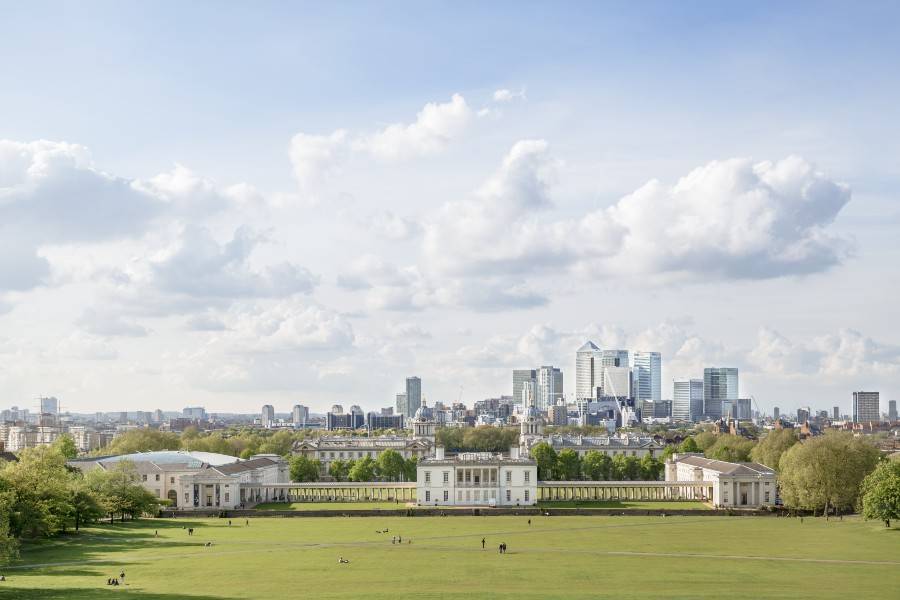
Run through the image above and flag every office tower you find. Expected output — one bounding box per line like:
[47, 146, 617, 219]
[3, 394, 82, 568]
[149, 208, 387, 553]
[118, 411, 128, 424]
[183, 406, 206, 420]
[522, 380, 537, 412]
[40, 396, 59, 415]
[797, 407, 810, 424]
[261, 404, 275, 428]
[152, 409, 164, 423]
[833, 406, 840, 420]
[703, 367, 738, 420]
[889, 400, 898, 422]
[601, 349, 629, 368]
[292, 404, 309, 424]
[331, 404, 344, 414]
[536, 366, 563, 411]
[513, 369, 538, 405]
[395, 393, 408, 416]
[773, 407, 780, 420]
[602, 366, 632, 399]
[406, 376, 422, 415]
[852, 391, 880, 423]
[633, 351, 662, 411]
[575, 341, 604, 400]
[672, 379, 704, 422]
[731, 398, 751, 420]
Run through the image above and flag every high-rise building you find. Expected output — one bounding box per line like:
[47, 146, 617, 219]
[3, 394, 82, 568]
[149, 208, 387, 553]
[601, 366, 632, 399]
[703, 367, 738, 420]
[633, 351, 662, 411]
[292, 404, 309, 424]
[575, 341, 604, 400]
[852, 391, 880, 423]
[40, 397, 59, 415]
[261, 405, 275, 428]
[536, 366, 563, 411]
[521, 380, 537, 411]
[395, 393, 408, 416]
[601, 349, 629, 368]
[183, 406, 206, 420]
[406, 376, 422, 415]
[797, 407, 810, 424]
[513, 369, 537, 405]
[547, 402, 568, 426]
[833, 406, 840, 420]
[152, 409, 164, 423]
[889, 400, 898, 422]
[672, 379, 704, 422]
[733, 398, 752, 420]
[773, 407, 780, 421]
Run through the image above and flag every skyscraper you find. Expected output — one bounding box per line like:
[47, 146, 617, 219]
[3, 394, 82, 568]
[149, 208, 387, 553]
[773, 407, 780, 421]
[703, 367, 738, 419]
[602, 366, 632, 399]
[601, 349, 629, 367]
[889, 400, 898, 422]
[406, 376, 422, 415]
[852, 391, 879, 423]
[513, 369, 538, 405]
[292, 404, 309, 424]
[261, 404, 275, 428]
[633, 351, 662, 410]
[395, 393, 408, 416]
[833, 406, 840, 420]
[40, 396, 59, 415]
[536, 366, 563, 411]
[575, 341, 603, 400]
[673, 379, 704, 422]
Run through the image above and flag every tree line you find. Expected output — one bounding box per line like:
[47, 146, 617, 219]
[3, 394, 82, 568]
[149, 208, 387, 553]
[288, 449, 418, 483]
[529, 444, 665, 481]
[0, 436, 159, 565]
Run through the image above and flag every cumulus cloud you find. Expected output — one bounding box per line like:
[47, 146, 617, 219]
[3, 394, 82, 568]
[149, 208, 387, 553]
[77, 308, 149, 338]
[492, 88, 526, 103]
[288, 129, 348, 191]
[367, 210, 423, 241]
[749, 328, 900, 377]
[424, 144, 851, 283]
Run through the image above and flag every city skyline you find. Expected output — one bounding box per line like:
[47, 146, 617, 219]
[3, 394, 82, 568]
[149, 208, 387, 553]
[1, 3, 899, 414]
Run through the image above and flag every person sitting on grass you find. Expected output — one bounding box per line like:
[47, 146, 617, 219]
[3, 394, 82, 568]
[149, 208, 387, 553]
[338, 557, 350, 564]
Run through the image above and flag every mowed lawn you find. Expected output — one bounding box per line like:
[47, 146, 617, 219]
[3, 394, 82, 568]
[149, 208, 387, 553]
[255, 501, 407, 511]
[2, 516, 898, 600]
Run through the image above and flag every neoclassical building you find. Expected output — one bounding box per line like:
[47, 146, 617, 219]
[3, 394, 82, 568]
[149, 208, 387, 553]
[665, 453, 777, 508]
[416, 447, 537, 507]
[521, 432, 666, 459]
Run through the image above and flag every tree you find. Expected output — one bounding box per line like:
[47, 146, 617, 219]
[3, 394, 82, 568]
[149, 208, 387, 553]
[0, 488, 19, 565]
[860, 459, 900, 527]
[693, 432, 718, 452]
[435, 427, 465, 452]
[779, 432, 881, 515]
[640, 455, 663, 481]
[555, 449, 582, 480]
[348, 456, 377, 482]
[678, 437, 700, 453]
[661, 445, 677, 461]
[403, 457, 418, 482]
[85, 460, 158, 522]
[52, 434, 79, 460]
[67, 479, 105, 531]
[581, 451, 612, 481]
[705, 435, 756, 462]
[289, 456, 321, 482]
[750, 429, 798, 471]
[98, 429, 181, 455]
[530, 443, 558, 480]
[328, 460, 350, 482]
[1, 446, 72, 537]
[376, 450, 406, 482]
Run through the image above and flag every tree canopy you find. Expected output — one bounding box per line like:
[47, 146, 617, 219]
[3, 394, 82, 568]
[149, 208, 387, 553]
[750, 429, 798, 471]
[860, 459, 900, 527]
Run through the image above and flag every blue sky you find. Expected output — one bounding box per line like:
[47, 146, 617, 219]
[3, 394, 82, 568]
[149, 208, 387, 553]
[1, 2, 898, 414]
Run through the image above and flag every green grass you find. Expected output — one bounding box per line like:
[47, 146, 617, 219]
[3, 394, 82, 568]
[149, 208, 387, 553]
[537, 500, 710, 510]
[254, 501, 407, 511]
[2, 516, 898, 599]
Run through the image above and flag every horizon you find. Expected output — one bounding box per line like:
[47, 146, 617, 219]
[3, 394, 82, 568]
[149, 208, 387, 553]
[2, 2, 899, 415]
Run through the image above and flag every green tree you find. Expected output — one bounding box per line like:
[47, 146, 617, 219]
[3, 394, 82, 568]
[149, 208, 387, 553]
[860, 459, 900, 528]
[639, 455, 663, 481]
[328, 460, 350, 482]
[1, 446, 72, 537]
[555, 449, 582, 480]
[0, 488, 19, 565]
[750, 429, 799, 471]
[530, 443, 558, 480]
[693, 432, 718, 452]
[779, 431, 881, 515]
[289, 456, 321, 482]
[705, 435, 756, 462]
[52, 434, 79, 459]
[435, 427, 465, 452]
[376, 450, 406, 482]
[678, 437, 700, 453]
[661, 445, 677, 461]
[403, 457, 418, 482]
[98, 429, 181, 455]
[67, 479, 105, 531]
[348, 456, 377, 482]
[581, 451, 612, 481]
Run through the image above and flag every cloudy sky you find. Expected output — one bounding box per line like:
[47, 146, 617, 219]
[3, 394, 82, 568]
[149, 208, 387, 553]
[2, 2, 899, 415]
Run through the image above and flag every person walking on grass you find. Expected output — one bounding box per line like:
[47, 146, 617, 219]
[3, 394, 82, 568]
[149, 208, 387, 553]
[482, 537, 485, 549]
[119, 571, 125, 584]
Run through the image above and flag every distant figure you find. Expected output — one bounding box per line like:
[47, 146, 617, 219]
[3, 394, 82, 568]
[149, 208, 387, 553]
[398, 536, 402, 543]
[408, 539, 411, 544]
[392, 536, 396, 544]
[113, 579, 119, 586]
[502, 542, 507, 554]
[107, 578, 112, 585]
[498, 543, 503, 554]
[376, 530, 382, 534]
[228, 520, 232, 526]
[205, 542, 212, 547]
[527, 519, 531, 526]
[482, 538, 485, 549]
[246, 519, 249, 526]
[119, 571, 125, 583]
[154, 530, 158, 537]
[338, 557, 349, 564]
[188, 528, 194, 536]
[0, 575, 5, 582]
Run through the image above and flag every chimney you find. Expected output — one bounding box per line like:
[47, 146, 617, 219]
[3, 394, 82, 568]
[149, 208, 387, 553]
[435, 446, 445, 460]
[509, 446, 520, 460]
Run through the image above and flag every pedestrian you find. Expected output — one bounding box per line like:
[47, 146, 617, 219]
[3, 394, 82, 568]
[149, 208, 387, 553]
[246, 519, 249, 526]
[481, 537, 485, 549]
[120, 571, 125, 583]
[498, 544, 503, 554]
[527, 519, 531, 526]
[398, 536, 402, 543]
[392, 536, 396, 544]
[154, 530, 158, 537]
[228, 520, 232, 526]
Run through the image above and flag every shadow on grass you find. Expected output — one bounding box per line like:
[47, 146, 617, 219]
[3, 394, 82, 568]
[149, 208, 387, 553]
[0, 588, 231, 600]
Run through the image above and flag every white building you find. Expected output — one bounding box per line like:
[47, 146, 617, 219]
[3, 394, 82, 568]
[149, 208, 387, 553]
[536, 366, 563, 412]
[575, 341, 604, 402]
[633, 351, 661, 410]
[665, 454, 777, 508]
[522, 433, 665, 459]
[292, 436, 433, 476]
[261, 405, 275, 428]
[602, 366, 632, 399]
[673, 378, 704, 422]
[416, 447, 537, 507]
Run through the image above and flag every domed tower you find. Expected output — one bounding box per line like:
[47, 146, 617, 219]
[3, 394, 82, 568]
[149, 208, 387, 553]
[412, 400, 436, 442]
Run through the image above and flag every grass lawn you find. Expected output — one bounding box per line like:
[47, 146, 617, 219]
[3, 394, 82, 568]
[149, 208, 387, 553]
[254, 501, 407, 511]
[537, 500, 710, 510]
[2, 515, 898, 599]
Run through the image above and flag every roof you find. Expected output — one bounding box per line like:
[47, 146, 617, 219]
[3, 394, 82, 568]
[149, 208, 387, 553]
[85, 450, 239, 468]
[676, 455, 775, 476]
[543, 435, 664, 449]
[212, 457, 277, 475]
[577, 341, 600, 352]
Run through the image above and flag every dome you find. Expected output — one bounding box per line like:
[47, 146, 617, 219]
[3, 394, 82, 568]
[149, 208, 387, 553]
[414, 401, 432, 421]
[96, 450, 239, 468]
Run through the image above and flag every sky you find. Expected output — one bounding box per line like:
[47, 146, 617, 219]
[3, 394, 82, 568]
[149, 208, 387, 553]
[1, 1, 899, 415]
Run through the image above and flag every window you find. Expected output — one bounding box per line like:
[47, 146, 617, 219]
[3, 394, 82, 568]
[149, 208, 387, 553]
[425, 471, 431, 483]
[475, 490, 480, 501]
[506, 490, 511, 501]
[225, 493, 230, 503]
[765, 492, 770, 503]
[505, 471, 511, 483]
[443, 471, 449, 483]
[443, 491, 449, 501]
[457, 491, 462, 501]
[155, 489, 160, 497]
[524, 471, 530, 483]
[155, 474, 160, 481]
[170, 477, 175, 484]
[425, 491, 431, 502]
[141, 474, 147, 482]
[184, 493, 189, 503]
[525, 490, 530, 502]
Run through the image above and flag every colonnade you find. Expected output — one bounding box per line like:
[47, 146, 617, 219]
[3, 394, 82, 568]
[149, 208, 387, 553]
[536, 481, 711, 502]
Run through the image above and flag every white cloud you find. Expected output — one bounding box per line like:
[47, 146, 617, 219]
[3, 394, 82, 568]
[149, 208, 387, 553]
[492, 88, 526, 103]
[288, 129, 348, 191]
[77, 308, 149, 338]
[354, 94, 472, 160]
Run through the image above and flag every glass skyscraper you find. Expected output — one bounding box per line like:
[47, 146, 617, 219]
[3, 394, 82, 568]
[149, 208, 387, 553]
[703, 367, 738, 419]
